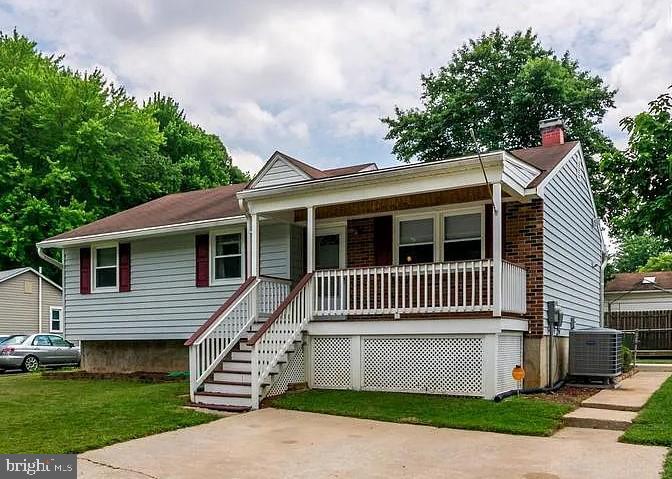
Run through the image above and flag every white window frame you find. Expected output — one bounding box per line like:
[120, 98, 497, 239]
[49, 306, 63, 333]
[92, 242, 119, 293]
[315, 224, 347, 270]
[393, 212, 438, 265]
[393, 205, 486, 265]
[441, 206, 486, 261]
[210, 226, 246, 285]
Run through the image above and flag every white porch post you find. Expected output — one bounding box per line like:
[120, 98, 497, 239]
[306, 206, 315, 273]
[251, 213, 260, 277]
[492, 183, 502, 317]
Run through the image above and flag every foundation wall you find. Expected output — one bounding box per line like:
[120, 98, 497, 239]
[81, 340, 188, 373]
[523, 335, 569, 388]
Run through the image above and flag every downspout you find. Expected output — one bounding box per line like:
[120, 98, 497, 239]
[600, 252, 608, 327]
[38, 266, 43, 333]
[37, 245, 63, 270]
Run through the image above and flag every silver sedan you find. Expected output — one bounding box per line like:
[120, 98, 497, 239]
[0, 334, 80, 372]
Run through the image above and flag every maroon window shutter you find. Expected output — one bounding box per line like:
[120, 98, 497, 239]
[80, 247, 91, 295]
[485, 205, 493, 258]
[373, 215, 393, 266]
[195, 234, 210, 287]
[119, 243, 131, 292]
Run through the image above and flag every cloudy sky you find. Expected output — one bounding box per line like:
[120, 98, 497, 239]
[1, 0, 670, 174]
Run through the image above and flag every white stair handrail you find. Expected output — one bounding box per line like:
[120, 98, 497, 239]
[248, 272, 314, 409]
[186, 276, 291, 401]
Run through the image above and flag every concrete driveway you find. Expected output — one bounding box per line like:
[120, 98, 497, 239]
[79, 408, 666, 479]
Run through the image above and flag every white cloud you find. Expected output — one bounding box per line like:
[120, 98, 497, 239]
[1, 0, 670, 167]
[229, 147, 265, 175]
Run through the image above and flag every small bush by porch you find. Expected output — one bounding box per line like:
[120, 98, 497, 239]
[266, 389, 573, 436]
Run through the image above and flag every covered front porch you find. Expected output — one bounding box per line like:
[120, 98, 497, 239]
[241, 151, 537, 321]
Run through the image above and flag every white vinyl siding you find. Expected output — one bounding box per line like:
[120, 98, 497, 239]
[542, 150, 602, 335]
[63, 226, 294, 341]
[605, 292, 672, 312]
[254, 157, 310, 188]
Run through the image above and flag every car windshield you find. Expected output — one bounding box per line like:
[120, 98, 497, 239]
[2, 335, 28, 345]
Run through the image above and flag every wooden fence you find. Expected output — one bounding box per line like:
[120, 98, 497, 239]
[604, 310, 672, 352]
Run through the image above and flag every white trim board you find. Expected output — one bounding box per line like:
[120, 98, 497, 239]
[306, 318, 528, 336]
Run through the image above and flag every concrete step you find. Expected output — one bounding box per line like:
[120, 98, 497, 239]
[637, 363, 672, 372]
[186, 402, 250, 413]
[194, 391, 252, 407]
[562, 407, 637, 431]
[204, 381, 251, 395]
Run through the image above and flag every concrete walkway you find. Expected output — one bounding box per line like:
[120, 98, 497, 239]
[583, 371, 671, 411]
[78, 408, 667, 479]
[562, 371, 671, 431]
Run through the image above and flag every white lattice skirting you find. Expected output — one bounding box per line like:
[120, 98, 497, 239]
[308, 333, 524, 398]
[266, 344, 306, 397]
[310, 335, 488, 397]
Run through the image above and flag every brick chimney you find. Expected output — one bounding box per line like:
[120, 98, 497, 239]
[539, 118, 565, 147]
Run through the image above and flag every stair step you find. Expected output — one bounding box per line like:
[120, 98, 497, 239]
[219, 360, 251, 373]
[186, 402, 250, 413]
[204, 381, 251, 394]
[214, 371, 251, 382]
[562, 407, 637, 431]
[231, 350, 251, 361]
[194, 391, 252, 407]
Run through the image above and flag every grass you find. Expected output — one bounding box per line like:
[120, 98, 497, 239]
[0, 374, 218, 454]
[621, 375, 672, 479]
[266, 389, 572, 436]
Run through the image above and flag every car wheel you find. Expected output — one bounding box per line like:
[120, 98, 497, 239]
[22, 355, 40, 372]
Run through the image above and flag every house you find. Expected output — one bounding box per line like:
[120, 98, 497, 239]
[37, 118, 603, 410]
[605, 272, 672, 355]
[605, 272, 672, 313]
[0, 267, 64, 336]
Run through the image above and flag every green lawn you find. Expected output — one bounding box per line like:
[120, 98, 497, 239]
[621, 375, 672, 479]
[266, 389, 572, 436]
[0, 374, 218, 454]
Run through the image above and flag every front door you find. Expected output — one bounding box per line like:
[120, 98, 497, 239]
[315, 226, 345, 315]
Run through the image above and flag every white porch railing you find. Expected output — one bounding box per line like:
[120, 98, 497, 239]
[249, 273, 314, 409]
[186, 276, 291, 400]
[313, 259, 526, 316]
[502, 261, 527, 314]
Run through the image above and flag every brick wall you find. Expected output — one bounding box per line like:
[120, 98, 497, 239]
[504, 199, 544, 336]
[347, 218, 375, 267]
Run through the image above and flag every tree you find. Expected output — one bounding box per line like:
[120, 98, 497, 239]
[382, 28, 616, 192]
[600, 87, 672, 241]
[143, 94, 247, 190]
[639, 253, 672, 272]
[0, 31, 242, 279]
[607, 234, 669, 276]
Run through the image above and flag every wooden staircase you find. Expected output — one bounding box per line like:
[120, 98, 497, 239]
[191, 314, 302, 412]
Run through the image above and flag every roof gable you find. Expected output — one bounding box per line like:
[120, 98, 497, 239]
[0, 267, 62, 291]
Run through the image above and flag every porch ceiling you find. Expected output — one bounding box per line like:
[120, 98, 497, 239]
[293, 185, 506, 221]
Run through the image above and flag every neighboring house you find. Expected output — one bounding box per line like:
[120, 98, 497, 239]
[605, 272, 672, 312]
[37, 119, 603, 410]
[605, 272, 672, 354]
[0, 268, 64, 336]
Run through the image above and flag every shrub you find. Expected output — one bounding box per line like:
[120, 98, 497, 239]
[622, 345, 634, 372]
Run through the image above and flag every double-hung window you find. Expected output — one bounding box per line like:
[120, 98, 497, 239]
[212, 231, 245, 283]
[93, 245, 118, 291]
[398, 218, 434, 264]
[443, 213, 482, 261]
[50, 307, 63, 332]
